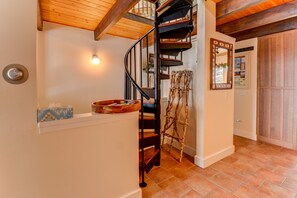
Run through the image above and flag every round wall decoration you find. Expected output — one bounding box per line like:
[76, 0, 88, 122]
[2, 64, 29, 84]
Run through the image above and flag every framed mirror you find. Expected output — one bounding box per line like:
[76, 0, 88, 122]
[210, 38, 233, 90]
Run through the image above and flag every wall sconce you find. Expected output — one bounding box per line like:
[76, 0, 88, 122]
[92, 55, 100, 65]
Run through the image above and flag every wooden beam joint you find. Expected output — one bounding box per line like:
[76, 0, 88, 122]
[37, 0, 43, 31]
[94, 0, 139, 40]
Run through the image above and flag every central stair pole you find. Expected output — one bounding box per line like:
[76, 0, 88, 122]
[154, 0, 161, 166]
[139, 95, 147, 187]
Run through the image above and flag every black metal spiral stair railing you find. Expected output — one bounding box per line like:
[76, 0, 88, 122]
[124, 27, 157, 188]
[124, 0, 194, 187]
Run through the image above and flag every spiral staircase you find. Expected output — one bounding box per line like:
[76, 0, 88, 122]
[124, 0, 194, 187]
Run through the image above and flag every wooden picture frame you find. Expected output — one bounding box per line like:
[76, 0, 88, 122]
[210, 38, 233, 90]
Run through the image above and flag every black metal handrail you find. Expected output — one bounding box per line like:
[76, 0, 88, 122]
[124, 27, 155, 100]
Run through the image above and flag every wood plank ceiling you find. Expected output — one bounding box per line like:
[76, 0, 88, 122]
[39, 0, 297, 41]
[216, 0, 297, 41]
[39, 0, 152, 40]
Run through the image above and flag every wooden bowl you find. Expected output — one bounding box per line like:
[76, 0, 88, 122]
[92, 99, 141, 114]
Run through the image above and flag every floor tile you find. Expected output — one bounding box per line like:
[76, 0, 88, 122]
[142, 136, 297, 198]
[231, 170, 264, 188]
[210, 161, 241, 176]
[168, 164, 197, 180]
[191, 166, 219, 177]
[205, 186, 238, 198]
[178, 158, 196, 169]
[233, 184, 268, 198]
[221, 155, 239, 164]
[160, 155, 180, 170]
[270, 156, 296, 168]
[142, 184, 169, 198]
[255, 168, 285, 185]
[248, 151, 271, 163]
[181, 190, 204, 198]
[258, 182, 296, 198]
[209, 173, 242, 192]
[281, 178, 297, 193]
[184, 174, 217, 196]
[275, 166, 297, 180]
[147, 167, 174, 184]
[158, 177, 191, 197]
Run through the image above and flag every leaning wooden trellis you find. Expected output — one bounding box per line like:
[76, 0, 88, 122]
[161, 70, 193, 162]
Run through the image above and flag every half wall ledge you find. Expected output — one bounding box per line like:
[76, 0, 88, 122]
[38, 111, 139, 134]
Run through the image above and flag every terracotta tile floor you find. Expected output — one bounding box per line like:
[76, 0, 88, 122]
[142, 136, 297, 198]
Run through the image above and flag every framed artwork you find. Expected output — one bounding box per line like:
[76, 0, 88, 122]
[234, 52, 250, 88]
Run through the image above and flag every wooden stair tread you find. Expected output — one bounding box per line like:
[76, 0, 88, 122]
[157, 0, 192, 18]
[143, 98, 155, 104]
[148, 71, 170, 79]
[160, 42, 192, 55]
[161, 58, 183, 67]
[159, 18, 193, 39]
[159, 19, 193, 33]
[160, 41, 192, 49]
[139, 132, 158, 139]
[159, 4, 192, 23]
[161, 41, 191, 44]
[156, 0, 174, 12]
[139, 111, 155, 129]
[139, 132, 158, 148]
[144, 115, 155, 120]
[161, 57, 182, 62]
[159, 19, 191, 27]
[140, 114, 155, 120]
[160, 43, 192, 56]
[143, 112, 155, 117]
[139, 148, 160, 173]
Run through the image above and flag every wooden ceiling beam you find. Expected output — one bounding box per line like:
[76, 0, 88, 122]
[217, 0, 293, 23]
[217, 0, 293, 25]
[37, 0, 43, 31]
[217, 0, 267, 20]
[217, 0, 297, 35]
[231, 16, 297, 41]
[94, 0, 139, 40]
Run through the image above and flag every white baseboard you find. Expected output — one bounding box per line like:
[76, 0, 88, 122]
[121, 188, 142, 198]
[233, 129, 257, 141]
[194, 145, 235, 168]
[163, 137, 196, 157]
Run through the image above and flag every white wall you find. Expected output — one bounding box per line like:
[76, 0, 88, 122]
[0, 0, 39, 197]
[234, 38, 258, 140]
[0, 2, 141, 197]
[195, 0, 235, 168]
[38, 22, 135, 114]
[37, 113, 141, 198]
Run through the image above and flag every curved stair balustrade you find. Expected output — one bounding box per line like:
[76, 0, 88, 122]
[124, 27, 156, 188]
[124, 27, 155, 101]
[124, 0, 194, 188]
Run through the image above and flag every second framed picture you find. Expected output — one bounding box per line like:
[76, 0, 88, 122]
[234, 52, 250, 89]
